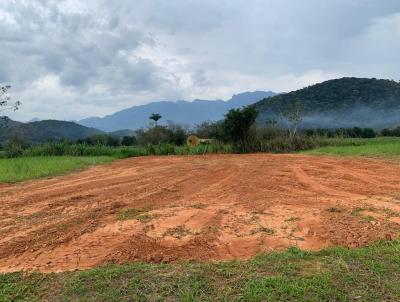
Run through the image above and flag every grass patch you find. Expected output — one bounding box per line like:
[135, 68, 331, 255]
[305, 137, 400, 157]
[0, 156, 113, 183]
[116, 208, 143, 221]
[116, 208, 152, 223]
[1, 241, 400, 301]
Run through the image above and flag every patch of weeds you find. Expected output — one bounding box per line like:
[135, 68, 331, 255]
[326, 207, 342, 213]
[116, 208, 152, 222]
[136, 214, 152, 223]
[251, 227, 275, 235]
[285, 216, 301, 222]
[117, 208, 142, 221]
[363, 215, 375, 222]
[164, 225, 192, 238]
[190, 202, 206, 209]
[57, 218, 84, 231]
[351, 207, 364, 217]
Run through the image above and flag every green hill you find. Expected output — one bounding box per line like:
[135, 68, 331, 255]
[254, 77, 400, 129]
[0, 119, 104, 145]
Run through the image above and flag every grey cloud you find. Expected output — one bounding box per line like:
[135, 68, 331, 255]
[2, 0, 400, 121]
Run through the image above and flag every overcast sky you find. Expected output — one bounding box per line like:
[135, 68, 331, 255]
[2, 0, 400, 121]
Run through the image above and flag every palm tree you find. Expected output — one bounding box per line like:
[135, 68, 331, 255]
[149, 113, 162, 126]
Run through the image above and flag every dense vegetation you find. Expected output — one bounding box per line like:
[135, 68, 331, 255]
[381, 126, 400, 137]
[256, 77, 400, 113]
[1, 241, 399, 301]
[254, 77, 400, 129]
[0, 119, 103, 145]
[304, 127, 376, 138]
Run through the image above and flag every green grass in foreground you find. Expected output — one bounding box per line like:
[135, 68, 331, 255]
[305, 137, 400, 157]
[0, 156, 113, 183]
[1, 241, 399, 302]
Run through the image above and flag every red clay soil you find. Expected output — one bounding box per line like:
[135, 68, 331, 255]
[1, 154, 400, 272]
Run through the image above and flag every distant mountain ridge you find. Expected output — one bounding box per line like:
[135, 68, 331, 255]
[254, 77, 400, 129]
[79, 91, 276, 132]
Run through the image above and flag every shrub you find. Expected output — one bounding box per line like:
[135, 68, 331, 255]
[5, 137, 28, 157]
[121, 136, 137, 146]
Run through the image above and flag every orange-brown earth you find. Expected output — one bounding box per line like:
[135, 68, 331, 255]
[1, 154, 400, 272]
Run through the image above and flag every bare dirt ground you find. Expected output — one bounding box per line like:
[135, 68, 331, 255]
[1, 154, 400, 272]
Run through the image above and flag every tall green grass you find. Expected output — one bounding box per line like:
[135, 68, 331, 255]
[0, 156, 113, 183]
[15, 142, 232, 158]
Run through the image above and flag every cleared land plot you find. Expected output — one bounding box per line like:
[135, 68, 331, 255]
[0, 154, 400, 272]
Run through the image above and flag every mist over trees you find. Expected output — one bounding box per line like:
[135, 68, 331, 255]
[254, 78, 400, 129]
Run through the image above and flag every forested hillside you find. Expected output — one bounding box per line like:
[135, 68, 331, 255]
[254, 78, 400, 129]
[0, 119, 104, 145]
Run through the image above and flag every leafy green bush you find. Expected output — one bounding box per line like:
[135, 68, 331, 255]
[4, 137, 28, 158]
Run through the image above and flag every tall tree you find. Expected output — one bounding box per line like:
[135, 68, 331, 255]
[149, 113, 162, 126]
[222, 106, 258, 152]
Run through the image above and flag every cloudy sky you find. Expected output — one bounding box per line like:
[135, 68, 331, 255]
[1, 0, 400, 121]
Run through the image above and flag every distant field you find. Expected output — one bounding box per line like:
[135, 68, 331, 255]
[0, 156, 113, 183]
[1, 241, 399, 301]
[305, 137, 400, 157]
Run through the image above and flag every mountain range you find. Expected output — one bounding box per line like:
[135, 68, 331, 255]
[79, 91, 276, 132]
[2, 78, 400, 145]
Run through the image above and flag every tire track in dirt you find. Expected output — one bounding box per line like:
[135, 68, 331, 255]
[1, 154, 400, 272]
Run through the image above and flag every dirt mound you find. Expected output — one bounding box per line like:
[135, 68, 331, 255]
[1, 154, 400, 272]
